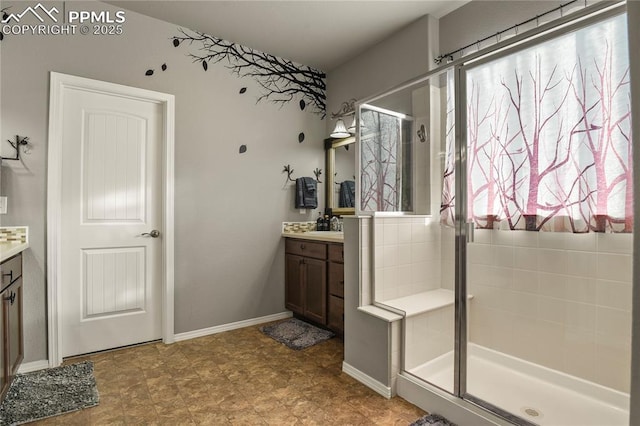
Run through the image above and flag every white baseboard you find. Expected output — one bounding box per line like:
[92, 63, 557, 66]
[342, 361, 392, 399]
[174, 311, 293, 342]
[18, 360, 50, 374]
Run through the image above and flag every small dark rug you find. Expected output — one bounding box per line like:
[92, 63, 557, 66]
[410, 413, 458, 426]
[260, 318, 334, 350]
[0, 361, 99, 425]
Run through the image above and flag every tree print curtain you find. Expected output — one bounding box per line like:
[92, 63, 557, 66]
[441, 14, 632, 233]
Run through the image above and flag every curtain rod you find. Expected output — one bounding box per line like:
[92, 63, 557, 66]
[435, 0, 580, 65]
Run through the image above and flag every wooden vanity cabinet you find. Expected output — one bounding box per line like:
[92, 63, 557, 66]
[0, 253, 24, 400]
[285, 240, 327, 325]
[285, 238, 344, 335]
[327, 244, 344, 336]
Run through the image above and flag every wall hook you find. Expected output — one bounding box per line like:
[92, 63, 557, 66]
[283, 164, 323, 183]
[283, 164, 295, 182]
[1, 135, 29, 161]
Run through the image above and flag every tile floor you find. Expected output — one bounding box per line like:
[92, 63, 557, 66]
[35, 321, 426, 425]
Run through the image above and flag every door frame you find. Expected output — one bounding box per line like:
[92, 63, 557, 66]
[46, 72, 175, 367]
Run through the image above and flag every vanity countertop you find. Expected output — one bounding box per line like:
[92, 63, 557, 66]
[281, 231, 344, 243]
[0, 242, 30, 263]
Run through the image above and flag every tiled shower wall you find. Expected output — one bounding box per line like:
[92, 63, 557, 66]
[373, 216, 442, 302]
[464, 229, 633, 393]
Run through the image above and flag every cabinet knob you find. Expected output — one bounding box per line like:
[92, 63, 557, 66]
[2, 271, 13, 282]
[4, 291, 15, 305]
[301, 244, 306, 250]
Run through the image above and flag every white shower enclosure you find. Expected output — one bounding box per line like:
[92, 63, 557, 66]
[358, 3, 633, 425]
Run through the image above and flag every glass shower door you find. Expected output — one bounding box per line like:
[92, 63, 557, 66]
[458, 11, 632, 426]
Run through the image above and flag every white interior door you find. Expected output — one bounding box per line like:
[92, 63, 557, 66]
[59, 84, 163, 357]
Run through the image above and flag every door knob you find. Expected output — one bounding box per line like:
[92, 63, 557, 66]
[141, 230, 160, 238]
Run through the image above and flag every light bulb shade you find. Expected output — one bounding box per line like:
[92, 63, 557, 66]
[330, 119, 350, 138]
[347, 116, 356, 133]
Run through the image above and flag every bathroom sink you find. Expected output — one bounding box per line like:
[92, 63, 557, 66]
[305, 231, 343, 236]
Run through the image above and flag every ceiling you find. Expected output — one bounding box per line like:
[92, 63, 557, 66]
[104, 1, 469, 71]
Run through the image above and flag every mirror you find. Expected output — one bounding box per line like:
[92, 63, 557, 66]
[359, 80, 432, 214]
[325, 136, 356, 215]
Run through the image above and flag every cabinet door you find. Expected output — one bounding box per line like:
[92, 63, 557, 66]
[285, 254, 304, 315]
[6, 278, 23, 378]
[328, 262, 344, 298]
[328, 295, 344, 335]
[304, 258, 327, 325]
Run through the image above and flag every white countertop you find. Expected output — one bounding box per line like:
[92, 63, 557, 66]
[281, 231, 344, 243]
[0, 242, 30, 263]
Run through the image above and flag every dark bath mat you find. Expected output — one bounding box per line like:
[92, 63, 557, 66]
[0, 361, 99, 425]
[260, 318, 334, 350]
[410, 413, 458, 426]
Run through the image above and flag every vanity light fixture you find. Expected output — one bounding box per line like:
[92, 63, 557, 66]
[330, 119, 350, 138]
[330, 99, 357, 138]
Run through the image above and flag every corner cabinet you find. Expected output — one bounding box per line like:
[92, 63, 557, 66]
[285, 238, 344, 335]
[0, 253, 24, 400]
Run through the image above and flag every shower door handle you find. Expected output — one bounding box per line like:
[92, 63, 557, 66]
[466, 222, 475, 243]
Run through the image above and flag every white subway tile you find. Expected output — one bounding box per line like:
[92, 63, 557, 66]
[566, 250, 597, 278]
[384, 223, 398, 245]
[537, 249, 568, 274]
[538, 231, 566, 249]
[411, 262, 429, 285]
[398, 223, 412, 244]
[474, 229, 492, 244]
[565, 301, 596, 330]
[565, 232, 597, 252]
[596, 306, 632, 338]
[512, 269, 539, 293]
[398, 264, 412, 287]
[492, 229, 513, 246]
[538, 273, 568, 298]
[383, 245, 399, 268]
[411, 223, 426, 243]
[597, 253, 632, 282]
[563, 327, 597, 382]
[596, 280, 632, 311]
[468, 243, 493, 265]
[538, 296, 566, 324]
[411, 243, 427, 264]
[597, 233, 633, 254]
[565, 276, 596, 304]
[492, 245, 514, 267]
[509, 291, 539, 318]
[397, 243, 412, 266]
[512, 230, 538, 247]
[513, 247, 538, 271]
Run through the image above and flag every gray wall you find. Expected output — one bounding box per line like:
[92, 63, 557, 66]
[0, 0, 325, 362]
[326, 14, 437, 132]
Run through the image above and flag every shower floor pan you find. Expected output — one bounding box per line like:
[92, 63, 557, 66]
[407, 344, 628, 426]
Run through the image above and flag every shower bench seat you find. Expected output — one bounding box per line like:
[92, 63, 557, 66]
[379, 289, 472, 318]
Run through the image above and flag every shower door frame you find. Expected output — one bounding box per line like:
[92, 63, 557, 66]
[453, 2, 628, 424]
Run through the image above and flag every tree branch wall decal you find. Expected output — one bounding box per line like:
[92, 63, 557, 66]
[172, 28, 327, 117]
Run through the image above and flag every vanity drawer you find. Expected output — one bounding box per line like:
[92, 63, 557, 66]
[285, 239, 327, 260]
[1, 254, 22, 289]
[328, 244, 343, 263]
[328, 262, 344, 297]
